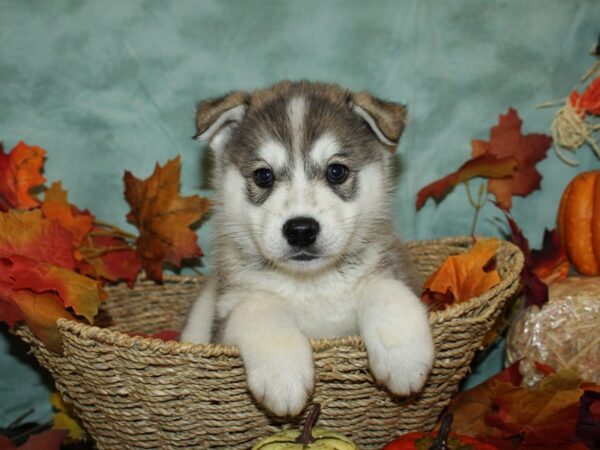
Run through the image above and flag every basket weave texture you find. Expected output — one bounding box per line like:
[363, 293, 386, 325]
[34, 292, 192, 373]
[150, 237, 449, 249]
[16, 237, 523, 449]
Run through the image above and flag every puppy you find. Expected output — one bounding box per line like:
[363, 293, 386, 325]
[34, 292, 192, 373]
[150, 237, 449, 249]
[181, 81, 434, 417]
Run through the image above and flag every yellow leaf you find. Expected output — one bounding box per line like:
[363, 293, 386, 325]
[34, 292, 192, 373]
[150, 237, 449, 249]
[51, 392, 85, 443]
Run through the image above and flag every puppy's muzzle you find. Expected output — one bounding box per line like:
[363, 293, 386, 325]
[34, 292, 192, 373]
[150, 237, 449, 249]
[283, 217, 320, 248]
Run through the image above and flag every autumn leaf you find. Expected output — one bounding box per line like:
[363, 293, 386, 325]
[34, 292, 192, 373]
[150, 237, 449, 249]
[9, 290, 75, 353]
[416, 154, 517, 210]
[415, 108, 550, 212]
[0, 210, 76, 270]
[485, 370, 583, 447]
[41, 181, 93, 243]
[382, 432, 499, 450]
[40, 182, 141, 284]
[50, 392, 84, 443]
[472, 109, 552, 211]
[530, 229, 570, 284]
[575, 390, 600, 449]
[129, 329, 180, 341]
[0, 141, 46, 212]
[442, 362, 523, 438]
[78, 233, 141, 286]
[0, 209, 104, 350]
[6, 255, 106, 322]
[569, 76, 600, 116]
[502, 213, 569, 306]
[422, 239, 501, 310]
[445, 365, 592, 449]
[124, 156, 211, 281]
[0, 279, 26, 326]
[533, 360, 556, 377]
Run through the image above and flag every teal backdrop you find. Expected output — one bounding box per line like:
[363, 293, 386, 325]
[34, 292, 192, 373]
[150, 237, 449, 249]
[1, 0, 598, 428]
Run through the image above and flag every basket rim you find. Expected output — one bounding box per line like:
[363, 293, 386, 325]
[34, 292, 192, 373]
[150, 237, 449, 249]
[53, 236, 523, 358]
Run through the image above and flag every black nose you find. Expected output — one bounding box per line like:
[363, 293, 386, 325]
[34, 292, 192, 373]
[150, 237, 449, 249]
[282, 217, 320, 248]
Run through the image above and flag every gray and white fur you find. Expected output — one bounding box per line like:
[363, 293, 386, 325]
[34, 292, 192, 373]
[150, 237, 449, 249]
[181, 81, 434, 417]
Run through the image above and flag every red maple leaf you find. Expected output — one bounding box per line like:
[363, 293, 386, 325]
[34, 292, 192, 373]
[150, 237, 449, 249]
[129, 329, 180, 341]
[502, 213, 569, 306]
[472, 109, 552, 210]
[78, 233, 142, 286]
[416, 154, 517, 210]
[530, 229, 570, 284]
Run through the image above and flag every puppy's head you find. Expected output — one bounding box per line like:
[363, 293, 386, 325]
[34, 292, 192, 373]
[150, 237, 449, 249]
[196, 81, 406, 274]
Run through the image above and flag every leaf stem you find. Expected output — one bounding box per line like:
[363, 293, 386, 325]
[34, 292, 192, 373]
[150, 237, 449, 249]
[465, 181, 487, 236]
[92, 220, 137, 239]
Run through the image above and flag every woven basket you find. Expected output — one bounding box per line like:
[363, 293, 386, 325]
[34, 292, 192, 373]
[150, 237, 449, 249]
[15, 237, 523, 449]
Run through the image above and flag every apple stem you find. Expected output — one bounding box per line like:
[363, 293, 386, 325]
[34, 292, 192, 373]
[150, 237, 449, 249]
[429, 413, 453, 450]
[295, 403, 321, 444]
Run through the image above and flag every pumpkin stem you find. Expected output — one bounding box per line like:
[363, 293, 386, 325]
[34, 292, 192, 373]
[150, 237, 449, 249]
[429, 413, 453, 450]
[295, 403, 321, 444]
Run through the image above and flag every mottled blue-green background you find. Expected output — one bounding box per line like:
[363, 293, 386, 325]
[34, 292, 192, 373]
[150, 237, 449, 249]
[1, 0, 598, 428]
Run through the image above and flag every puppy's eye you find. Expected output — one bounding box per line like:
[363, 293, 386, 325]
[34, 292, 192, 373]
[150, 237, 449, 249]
[253, 168, 275, 188]
[326, 164, 349, 184]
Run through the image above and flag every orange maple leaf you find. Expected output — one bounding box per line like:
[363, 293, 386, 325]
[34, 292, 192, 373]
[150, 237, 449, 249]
[124, 156, 211, 281]
[0, 209, 105, 350]
[7, 254, 106, 322]
[471, 109, 552, 211]
[422, 239, 501, 311]
[0, 209, 76, 269]
[0, 141, 46, 211]
[41, 181, 94, 243]
[40, 182, 141, 285]
[11, 291, 76, 353]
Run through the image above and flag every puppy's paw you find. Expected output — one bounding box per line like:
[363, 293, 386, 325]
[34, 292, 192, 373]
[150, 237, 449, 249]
[364, 326, 434, 396]
[244, 340, 314, 417]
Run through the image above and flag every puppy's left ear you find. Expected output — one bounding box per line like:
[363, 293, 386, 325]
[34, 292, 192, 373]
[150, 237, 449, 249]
[350, 92, 407, 150]
[194, 91, 249, 152]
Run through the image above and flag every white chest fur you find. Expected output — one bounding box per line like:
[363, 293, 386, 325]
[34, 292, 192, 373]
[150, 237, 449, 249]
[216, 247, 387, 339]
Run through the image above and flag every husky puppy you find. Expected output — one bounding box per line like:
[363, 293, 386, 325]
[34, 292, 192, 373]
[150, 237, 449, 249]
[181, 81, 434, 417]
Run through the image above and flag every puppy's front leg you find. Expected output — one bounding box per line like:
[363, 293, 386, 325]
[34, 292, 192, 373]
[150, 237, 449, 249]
[358, 278, 434, 396]
[221, 291, 314, 417]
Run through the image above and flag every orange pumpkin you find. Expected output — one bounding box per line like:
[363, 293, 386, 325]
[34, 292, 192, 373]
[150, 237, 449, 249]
[557, 170, 600, 275]
[382, 432, 497, 450]
[383, 414, 497, 450]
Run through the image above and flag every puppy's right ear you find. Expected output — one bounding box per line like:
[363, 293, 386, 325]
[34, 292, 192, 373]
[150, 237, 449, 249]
[194, 91, 249, 152]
